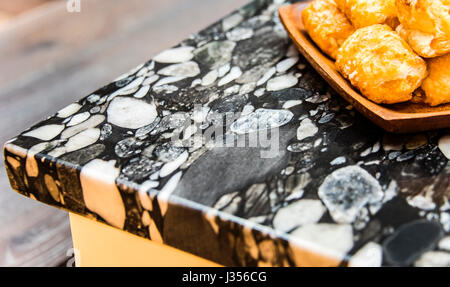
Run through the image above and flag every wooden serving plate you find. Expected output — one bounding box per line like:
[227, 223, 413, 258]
[279, 1, 450, 133]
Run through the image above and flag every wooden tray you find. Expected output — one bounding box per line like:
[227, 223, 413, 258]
[279, 1, 450, 133]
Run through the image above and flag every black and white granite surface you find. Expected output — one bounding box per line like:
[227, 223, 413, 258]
[3, 0, 450, 267]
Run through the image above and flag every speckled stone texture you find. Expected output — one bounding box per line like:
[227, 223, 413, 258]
[3, 0, 450, 267]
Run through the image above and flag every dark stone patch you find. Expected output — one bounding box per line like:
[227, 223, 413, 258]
[118, 157, 162, 182]
[60, 144, 105, 166]
[382, 219, 444, 266]
[232, 26, 288, 74]
[163, 201, 235, 266]
[209, 94, 247, 114]
[55, 160, 85, 213]
[173, 126, 296, 206]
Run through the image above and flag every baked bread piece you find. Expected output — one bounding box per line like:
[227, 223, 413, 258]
[336, 0, 398, 29]
[302, 0, 355, 59]
[395, 0, 450, 58]
[336, 24, 428, 104]
[421, 53, 450, 106]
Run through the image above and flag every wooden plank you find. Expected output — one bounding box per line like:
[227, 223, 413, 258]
[0, 0, 248, 266]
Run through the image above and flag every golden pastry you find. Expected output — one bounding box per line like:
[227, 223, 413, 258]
[395, 0, 450, 58]
[336, 25, 428, 104]
[421, 54, 450, 106]
[302, 0, 355, 59]
[336, 0, 398, 29]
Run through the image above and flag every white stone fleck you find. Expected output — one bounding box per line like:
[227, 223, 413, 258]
[241, 104, 255, 116]
[306, 93, 331, 103]
[157, 61, 200, 78]
[372, 141, 381, 153]
[218, 66, 242, 86]
[61, 115, 105, 139]
[57, 103, 82, 118]
[297, 118, 318, 141]
[191, 78, 202, 87]
[224, 84, 240, 95]
[383, 180, 398, 203]
[133, 85, 150, 98]
[108, 77, 145, 101]
[276, 57, 298, 73]
[25, 142, 50, 177]
[142, 210, 151, 226]
[136, 67, 148, 77]
[257, 67, 276, 86]
[159, 151, 189, 178]
[47, 147, 67, 158]
[226, 27, 253, 41]
[441, 212, 450, 232]
[309, 110, 318, 116]
[153, 85, 179, 94]
[414, 251, 450, 267]
[157, 171, 183, 216]
[290, 223, 354, 262]
[65, 128, 100, 153]
[330, 156, 346, 166]
[222, 13, 243, 31]
[282, 100, 302, 109]
[6, 157, 20, 170]
[144, 71, 155, 78]
[318, 165, 383, 224]
[153, 46, 194, 63]
[218, 63, 231, 77]
[254, 88, 265, 97]
[360, 147, 372, 157]
[438, 236, 450, 251]
[149, 220, 163, 243]
[273, 199, 326, 232]
[67, 112, 90, 127]
[153, 76, 186, 87]
[239, 82, 256, 95]
[314, 138, 322, 147]
[44, 174, 60, 202]
[23, 124, 64, 141]
[107, 97, 157, 129]
[192, 106, 210, 123]
[81, 159, 125, 229]
[440, 197, 450, 211]
[285, 166, 295, 175]
[406, 190, 436, 211]
[201, 70, 218, 86]
[438, 135, 450, 159]
[147, 61, 155, 70]
[349, 242, 382, 267]
[138, 181, 158, 211]
[266, 74, 298, 91]
[87, 94, 100, 103]
[142, 74, 159, 86]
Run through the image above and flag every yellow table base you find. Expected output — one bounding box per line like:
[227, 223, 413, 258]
[69, 213, 221, 267]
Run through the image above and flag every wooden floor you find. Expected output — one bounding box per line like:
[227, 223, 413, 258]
[0, 0, 248, 266]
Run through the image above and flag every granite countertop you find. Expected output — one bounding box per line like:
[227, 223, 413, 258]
[3, 0, 450, 267]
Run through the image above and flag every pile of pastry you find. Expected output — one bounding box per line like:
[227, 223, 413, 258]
[302, 0, 450, 106]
